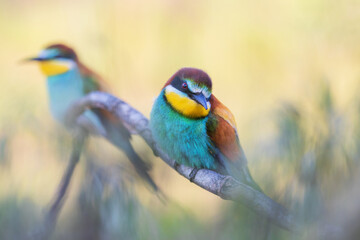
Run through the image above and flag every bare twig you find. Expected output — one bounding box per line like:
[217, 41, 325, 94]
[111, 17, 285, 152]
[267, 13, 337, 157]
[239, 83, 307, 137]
[31, 133, 86, 240]
[64, 91, 302, 233]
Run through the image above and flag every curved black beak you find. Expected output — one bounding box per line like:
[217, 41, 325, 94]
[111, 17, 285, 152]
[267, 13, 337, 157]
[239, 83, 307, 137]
[189, 92, 208, 110]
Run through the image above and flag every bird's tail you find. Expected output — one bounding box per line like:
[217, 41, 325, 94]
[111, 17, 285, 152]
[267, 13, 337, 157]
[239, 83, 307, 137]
[108, 132, 159, 193]
[217, 151, 263, 193]
[240, 165, 263, 193]
[92, 109, 160, 193]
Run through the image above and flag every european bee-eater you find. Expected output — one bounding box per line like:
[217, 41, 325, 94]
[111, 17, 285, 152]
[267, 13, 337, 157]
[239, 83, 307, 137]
[150, 68, 261, 191]
[26, 44, 158, 191]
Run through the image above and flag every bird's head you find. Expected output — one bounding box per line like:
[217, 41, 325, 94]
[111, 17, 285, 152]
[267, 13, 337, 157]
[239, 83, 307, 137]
[25, 44, 78, 76]
[163, 68, 212, 119]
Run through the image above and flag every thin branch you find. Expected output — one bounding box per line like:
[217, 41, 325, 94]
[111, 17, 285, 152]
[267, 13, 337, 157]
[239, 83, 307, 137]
[64, 91, 302, 233]
[30, 134, 86, 240]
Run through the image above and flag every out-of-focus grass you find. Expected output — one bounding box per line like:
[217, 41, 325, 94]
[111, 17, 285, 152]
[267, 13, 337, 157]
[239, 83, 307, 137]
[1, 0, 360, 239]
[0, 195, 40, 240]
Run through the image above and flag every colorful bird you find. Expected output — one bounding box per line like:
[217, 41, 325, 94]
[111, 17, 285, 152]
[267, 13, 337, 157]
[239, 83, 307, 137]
[26, 43, 158, 191]
[150, 67, 261, 191]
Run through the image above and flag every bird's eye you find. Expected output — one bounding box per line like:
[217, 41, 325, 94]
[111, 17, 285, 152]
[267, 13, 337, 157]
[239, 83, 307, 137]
[182, 82, 188, 89]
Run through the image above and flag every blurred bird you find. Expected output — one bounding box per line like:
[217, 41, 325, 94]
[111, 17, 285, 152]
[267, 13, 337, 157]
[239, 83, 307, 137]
[150, 68, 261, 191]
[25, 44, 158, 191]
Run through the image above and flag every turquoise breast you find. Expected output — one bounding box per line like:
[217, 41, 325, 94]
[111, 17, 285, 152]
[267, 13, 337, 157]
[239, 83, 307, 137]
[46, 69, 105, 133]
[150, 91, 216, 169]
[47, 69, 84, 122]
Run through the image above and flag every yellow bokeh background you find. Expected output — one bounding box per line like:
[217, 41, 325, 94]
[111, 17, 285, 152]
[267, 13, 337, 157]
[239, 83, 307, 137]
[1, 0, 360, 237]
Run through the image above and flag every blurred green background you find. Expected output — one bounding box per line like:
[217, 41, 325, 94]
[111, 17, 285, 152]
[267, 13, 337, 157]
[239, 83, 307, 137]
[1, 0, 360, 239]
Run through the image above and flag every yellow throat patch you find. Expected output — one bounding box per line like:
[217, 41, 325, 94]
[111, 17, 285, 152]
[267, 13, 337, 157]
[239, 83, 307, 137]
[165, 91, 210, 118]
[39, 60, 71, 76]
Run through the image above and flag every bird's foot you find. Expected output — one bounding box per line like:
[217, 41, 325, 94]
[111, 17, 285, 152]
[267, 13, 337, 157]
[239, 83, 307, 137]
[189, 168, 199, 182]
[151, 141, 160, 157]
[173, 161, 180, 171]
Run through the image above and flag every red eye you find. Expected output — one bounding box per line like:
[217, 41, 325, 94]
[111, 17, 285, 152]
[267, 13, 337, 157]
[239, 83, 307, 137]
[182, 82, 188, 89]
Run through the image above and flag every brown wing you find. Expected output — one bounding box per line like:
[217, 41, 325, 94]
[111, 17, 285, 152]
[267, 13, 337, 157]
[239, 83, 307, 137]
[207, 95, 263, 192]
[79, 62, 110, 94]
[79, 63, 136, 134]
[79, 62, 138, 139]
[207, 95, 245, 165]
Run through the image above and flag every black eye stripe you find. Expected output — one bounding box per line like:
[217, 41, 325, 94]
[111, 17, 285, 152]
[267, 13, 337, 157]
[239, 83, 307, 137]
[171, 76, 191, 93]
[49, 51, 76, 60]
[171, 76, 212, 101]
